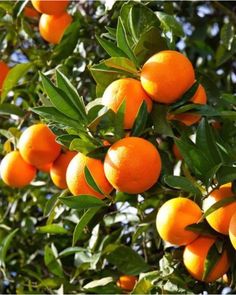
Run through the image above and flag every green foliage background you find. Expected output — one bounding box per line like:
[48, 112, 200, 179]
[0, 1, 236, 294]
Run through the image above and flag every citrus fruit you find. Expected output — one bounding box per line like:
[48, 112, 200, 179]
[31, 0, 69, 15]
[168, 84, 207, 126]
[0, 61, 9, 92]
[50, 151, 76, 189]
[229, 211, 236, 250]
[156, 197, 202, 246]
[66, 153, 113, 199]
[172, 143, 182, 160]
[104, 137, 161, 194]
[140, 50, 195, 104]
[183, 236, 229, 282]
[18, 123, 61, 167]
[24, 6, 40, 18]
[117, 275, 137, 291]
[203, 183, 236, 235]
[102, 78, 152, 129]
[39, 12, 72, 44]
[0, 151, 36, 188]
[36, 162, 52, 173]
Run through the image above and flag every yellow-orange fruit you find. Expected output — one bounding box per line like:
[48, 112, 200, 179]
[66, 153, 113, 199]
[229, 211, 236, 250]
[156, 197, 202, 246]
[36, 162, 52, 173]
[102, 78, 152, 129]
[117, 275, 137, 291]
[31, 0, 69, 15]
[0, 151, 36, 188]
[0, 61, 9, 92]
[172, 143, 182, 160]
[18, 124, 61, 167]
[168, 84, 207, 126]
[141, 50, 195, 104]
[183, 236, 229, 282]
[104, 137, 161, 194]
[203, 183, 236, 235]
[39, 12, 72, 44]
[50, 151, 76, 189]
[24, 6, 40, 18]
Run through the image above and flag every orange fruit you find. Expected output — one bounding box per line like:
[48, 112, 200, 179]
[18, 124, 61, 167]
[102, 78, 152, 129]
[66, 153, 113, 199]
[104, 137, 161, 194]
[203, 183, 236, 235]
[140, 50, 195, 104]
[36, 162, 52, 173]
[39, 12, 72, 44]
[0, 151, 36, 188]
[31, 0, 69, 15]
[117, 275, 137, 291]
[156, 197, 202, 246]
[183, 236, 229, 282]
[0, 61, 9, 92]
[50, 151, 76, 189]
[229, 211, 236, 250]
[172, 143, 182, 160]
[24, 6, 40, 18]
[168, 84, 207, 126]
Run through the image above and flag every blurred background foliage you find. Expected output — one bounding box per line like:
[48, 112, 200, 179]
[0, 0, 236, 294]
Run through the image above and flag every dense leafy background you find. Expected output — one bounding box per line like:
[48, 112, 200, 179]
[0, 1, 236, 294]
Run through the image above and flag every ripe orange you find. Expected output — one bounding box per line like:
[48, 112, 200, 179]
[183, 236, 229, 282]
[156, 197, 202, 246]
[18, 124, 61, 167]
[31, 0, 69, 15]
[102, 78, 152, 129]
[104, 137, 161, 194]
[140, 50, 195, 104]
[0, 151, 36, 188]
[229, 211, 236, 250]
[172, 143, 182, 160]
[116, 275, 137, 291]
[50, 151, 76, 189]
[36, 162, 52, 173]
[66, 153, 113, 199]
[203, 183, 236, 235]
[0, 61, 9, 92]
[24, 6, 40, 18]
[168, 84, 207, 126]
[39, 12, 72, 44]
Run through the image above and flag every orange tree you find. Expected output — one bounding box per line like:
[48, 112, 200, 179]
[0, 1, 236, 294]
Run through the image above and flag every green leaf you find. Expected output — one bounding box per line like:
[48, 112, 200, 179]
[0, 103, 25, 117]
[202, 196, 236, 220]
[84, 166, 105, 196]
[44, 194, 59, 217]
[106, 245, 150, 275]
[104, 57, 138, 75]
[1, 63, 33, 102]
[132, 278, 153, 294]
[32, 106, 79, 129]
[58, 247, 86, 257]
[36, 224, 68, 235]
[164, 175, 202, 197]
[156, 11, 184, 37]
[70, 138, 97, 154]
[40, 72, 82, 121]
[116, 17, 138, 67]
[114, 99, 125, 139]
[131, 101, 148, 137]
[56, 134, 79, 148]
[96, 35, 127, 58]
[44, 244, 64, 278]
[56, 70, 87, 122]
[0, 228, 19, 267]
[60, 195, 106, 210]
[196, 118, 222, 166]
[83, 277, 120, 294]
[12, 0, 27, 18]
[220, 23, 234, 50]
[151, 104, 174, 137]
[216, 166, 236, 185]
[73, 208, 100, 246]
[185, 222, 217, 237]
[203, 242, 222, 281]
[52, 20, 80, 62]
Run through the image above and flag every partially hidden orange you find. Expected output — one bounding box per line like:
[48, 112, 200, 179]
[117, 275, 137, 291]
[0, 61, 9, 92]
[31, 0, 69, 15]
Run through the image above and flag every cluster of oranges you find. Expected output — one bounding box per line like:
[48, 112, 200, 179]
[29, 0, 72, 44]
[156, 183, 236, 282]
